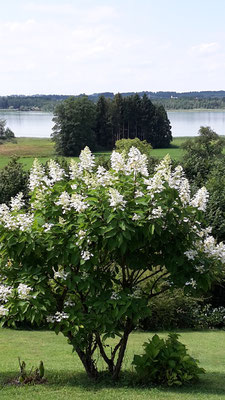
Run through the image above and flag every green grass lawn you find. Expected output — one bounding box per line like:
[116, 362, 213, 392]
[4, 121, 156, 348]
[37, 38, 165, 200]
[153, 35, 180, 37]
[0, 329, 225, 399]
[0, 137, 190, 169]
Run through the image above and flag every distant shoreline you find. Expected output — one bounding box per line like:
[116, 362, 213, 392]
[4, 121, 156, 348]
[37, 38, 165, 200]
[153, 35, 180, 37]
[167, 108, 225, 112]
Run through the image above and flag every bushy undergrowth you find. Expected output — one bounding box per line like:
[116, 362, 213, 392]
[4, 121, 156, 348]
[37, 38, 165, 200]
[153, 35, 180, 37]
[132, 333, 205, 386]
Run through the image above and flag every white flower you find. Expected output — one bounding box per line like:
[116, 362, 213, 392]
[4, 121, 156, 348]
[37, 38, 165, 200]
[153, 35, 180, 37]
[10, 193, 25, 211]
[110, 151, 126, 173]
[108, 188, 126, 210]
[148, 206, 163, 219]
[169, 166, 190, 205]
[55, 191, 71, 213]
[184, 249, 198, 260]
[126, 147, 149, 176]
[17, 283, 32, 299]
[69, 159, 80, 180]
[0, 305, 9, 316]
[132, 213, 141, 221]
[185, 278, 197, 288]
[29, 159, 46, 191]
[96, 166, 113, 186]
[46, 311, 69, 323]
[195, 265, 205, 274]
[70, 193, 89, 212]
[0, 285, 12, 303]
[42, 223, 54, 232]
[48, 160, 65, 183]
[71, 184, 78, 190]
[79, 146, 95, 172]
[81, 250, 93, 261]
[0, 205, 34, 232]
[190, 187, 209, 212]
[110, 292, 120, 300]
[134, 189, 144, 198]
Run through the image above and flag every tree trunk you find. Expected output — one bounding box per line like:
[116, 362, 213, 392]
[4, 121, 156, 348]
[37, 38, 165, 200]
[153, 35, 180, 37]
[75, 347, 99, 379]
[112, 320, 133, 380]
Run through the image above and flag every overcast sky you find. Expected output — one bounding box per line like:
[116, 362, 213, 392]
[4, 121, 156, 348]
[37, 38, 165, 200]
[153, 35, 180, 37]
[1, 0, 225, 95]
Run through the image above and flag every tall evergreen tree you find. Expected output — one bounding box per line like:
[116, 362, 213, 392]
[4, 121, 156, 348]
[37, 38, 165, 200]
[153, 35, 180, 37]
[95, 96, 112, 149]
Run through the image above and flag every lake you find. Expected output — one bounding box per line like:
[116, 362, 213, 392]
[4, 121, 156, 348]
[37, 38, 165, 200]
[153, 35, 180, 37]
[1, 109, 225, 138]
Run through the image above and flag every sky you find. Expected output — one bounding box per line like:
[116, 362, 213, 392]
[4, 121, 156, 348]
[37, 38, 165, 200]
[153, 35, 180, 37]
[1, 0, 225, 95]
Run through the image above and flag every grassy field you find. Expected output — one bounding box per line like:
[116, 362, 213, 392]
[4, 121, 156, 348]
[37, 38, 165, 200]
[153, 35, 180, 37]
[0, 329, 225, 399]
[0, 137, 190, 169]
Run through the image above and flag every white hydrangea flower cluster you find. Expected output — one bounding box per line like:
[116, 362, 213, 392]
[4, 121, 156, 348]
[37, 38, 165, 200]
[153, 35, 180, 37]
[55, 192, 89, 213]
[46, 311, 69, 323]
[168, 165, 191, 205]
[69, 159, 80, 180]
[96, 166, 114, 187]
[42, 223, 54, 232]
[10, 193, 25, 211]
[110, 151, 126, 173]
[0, 204, 34, 232]
[48, 160, 65, 183]
[111, 148, 148, 177]
[29, 159, 48, 190]
[0, 284, 12, 303]
[144, 156, 171, 195]
[108, 188, 127, 210]
[17, 283, 32, 299]
[203, 235, 225, 263]
[190, 187, 209, 212]
[70, 194, 89, 212]
[79, 146, 95, 172]
[81, 250, 93, 261]
[0, 305, 9, 316]
[148, 206, 163, 219]
[126, 147, 149, 176]
[184, 249, 198, 260]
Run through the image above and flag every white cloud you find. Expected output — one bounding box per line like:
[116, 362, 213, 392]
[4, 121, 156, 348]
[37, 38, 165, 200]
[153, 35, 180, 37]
[190, 42, 220, 55]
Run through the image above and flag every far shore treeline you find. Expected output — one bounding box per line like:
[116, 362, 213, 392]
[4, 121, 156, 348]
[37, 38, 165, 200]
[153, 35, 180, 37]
[1, 90, 225, 112]
[51, 94, 172, 156]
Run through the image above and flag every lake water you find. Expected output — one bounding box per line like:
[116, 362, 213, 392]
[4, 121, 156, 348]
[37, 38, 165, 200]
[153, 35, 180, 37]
[1, 109, 225, 138]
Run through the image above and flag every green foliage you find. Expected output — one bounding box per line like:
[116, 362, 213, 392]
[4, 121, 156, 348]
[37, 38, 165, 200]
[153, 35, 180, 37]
[52, 96, 96, 156]
[17, 358, 45, 384]
[0, 119, 15, 144]
[132, 333, 205, 386]
[115, 138, 152, 156]
[182, 126, 225, 186]
[0, 157, 29, 204]
[138, 289, 202, 330]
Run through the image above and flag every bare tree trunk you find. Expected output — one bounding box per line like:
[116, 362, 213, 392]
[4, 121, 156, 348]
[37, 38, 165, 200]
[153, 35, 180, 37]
[75, 347, 99, 379]
[112, 320, 133, 380]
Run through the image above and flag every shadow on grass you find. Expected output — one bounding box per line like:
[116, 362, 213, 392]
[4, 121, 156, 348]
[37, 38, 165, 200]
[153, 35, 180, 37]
[1, 370, 225, 396]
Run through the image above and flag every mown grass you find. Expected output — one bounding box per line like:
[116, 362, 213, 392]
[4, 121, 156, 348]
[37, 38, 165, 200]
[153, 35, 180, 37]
[0, 329, 225, 400]
[0, 137, 191, 169]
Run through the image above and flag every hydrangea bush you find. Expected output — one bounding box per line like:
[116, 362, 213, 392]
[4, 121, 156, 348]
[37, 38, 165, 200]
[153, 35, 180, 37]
[0, 146, 225, 379]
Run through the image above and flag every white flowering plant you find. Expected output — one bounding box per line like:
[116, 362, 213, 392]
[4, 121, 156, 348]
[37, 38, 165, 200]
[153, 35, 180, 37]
[0, 146, 224, 380]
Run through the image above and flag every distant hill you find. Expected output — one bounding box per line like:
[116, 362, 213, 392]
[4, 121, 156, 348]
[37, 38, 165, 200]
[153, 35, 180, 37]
[0, 91, 225, 111]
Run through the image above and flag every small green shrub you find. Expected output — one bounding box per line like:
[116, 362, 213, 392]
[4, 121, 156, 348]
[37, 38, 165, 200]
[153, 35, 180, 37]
[132, 333, 205, 386]
[138, 289, 203, 330]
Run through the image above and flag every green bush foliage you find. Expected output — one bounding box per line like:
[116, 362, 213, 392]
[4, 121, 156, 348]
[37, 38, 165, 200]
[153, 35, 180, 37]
[0, 157, 29, 205]
[139, 289, 202, 330]
[132, 333, 205, 386]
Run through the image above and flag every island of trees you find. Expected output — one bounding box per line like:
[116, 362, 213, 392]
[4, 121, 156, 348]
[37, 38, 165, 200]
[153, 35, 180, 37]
[51, 93, 172, 156]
